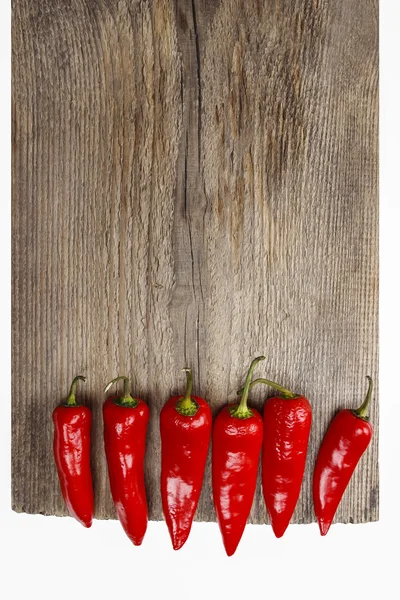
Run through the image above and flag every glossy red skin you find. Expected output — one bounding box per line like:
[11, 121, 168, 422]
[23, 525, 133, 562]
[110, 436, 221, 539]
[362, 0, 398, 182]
[52, 405, 94, 528]
[212, 405, 263, 556]
[160, 395, 212, 550]
[313, 409, 373, 536]
[262, 396, 312, 538]
[103, 396, 149, 546]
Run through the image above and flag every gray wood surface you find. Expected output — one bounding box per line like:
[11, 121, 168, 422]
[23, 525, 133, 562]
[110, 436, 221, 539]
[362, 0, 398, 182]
[12, 0, 378, 526]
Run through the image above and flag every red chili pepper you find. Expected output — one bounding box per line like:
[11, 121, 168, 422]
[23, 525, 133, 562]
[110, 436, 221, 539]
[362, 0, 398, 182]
[313, 376, 373, 536]
[52, 375, 94, 528]
[103, 376, 149, 546]
[160, 368, 212, 550]
[239, 377, 312, 538]
[212, 356, 265, 556]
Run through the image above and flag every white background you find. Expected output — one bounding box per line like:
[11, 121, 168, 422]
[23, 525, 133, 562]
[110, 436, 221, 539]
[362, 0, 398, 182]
[2, 2, 399, 599]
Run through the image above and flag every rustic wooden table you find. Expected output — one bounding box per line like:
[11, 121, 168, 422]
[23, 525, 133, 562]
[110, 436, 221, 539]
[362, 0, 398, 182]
[12, 0, 378, 526]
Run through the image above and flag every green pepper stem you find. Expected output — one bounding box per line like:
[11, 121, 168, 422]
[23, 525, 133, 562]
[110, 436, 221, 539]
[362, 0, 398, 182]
[236, 377, 297, 399]
[181, 368, 193, 405]
[176, 368, 198, 416]
[354, 376, 373, 419]
[230, 356, 266, 419]
[66, 375, 86, 406]
[104, 376, 138, 407]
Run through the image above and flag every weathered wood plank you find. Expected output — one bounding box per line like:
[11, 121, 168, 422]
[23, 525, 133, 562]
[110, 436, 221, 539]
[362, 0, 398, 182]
[12, 0, 378, 525]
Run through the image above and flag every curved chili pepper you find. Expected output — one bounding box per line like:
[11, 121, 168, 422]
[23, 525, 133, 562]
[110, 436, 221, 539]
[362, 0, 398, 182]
[212, 356, 265, 556]
[160, 368, 212, 550]
[313, 376, 373, 536]
[52, 375, 94, 528]
[103, 376, 149, 546]
[239, 377, 312, 538]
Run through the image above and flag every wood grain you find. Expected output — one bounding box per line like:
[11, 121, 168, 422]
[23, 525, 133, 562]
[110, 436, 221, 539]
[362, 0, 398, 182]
[12, 0, 378, 526]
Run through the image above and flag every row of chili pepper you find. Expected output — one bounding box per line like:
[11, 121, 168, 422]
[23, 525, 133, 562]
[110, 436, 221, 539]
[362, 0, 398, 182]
[53, 357, 373, 555]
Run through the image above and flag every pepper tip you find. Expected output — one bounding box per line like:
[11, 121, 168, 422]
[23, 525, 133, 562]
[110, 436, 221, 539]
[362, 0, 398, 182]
[318, 520, 330, 536]
[272, 525, 287, 538]
[80, 518, 92, 528]
[172, 539, 185, 551]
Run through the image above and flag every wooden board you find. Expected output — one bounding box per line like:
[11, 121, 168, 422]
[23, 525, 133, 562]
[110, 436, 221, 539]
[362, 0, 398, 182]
[12, 0, 379, 525]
